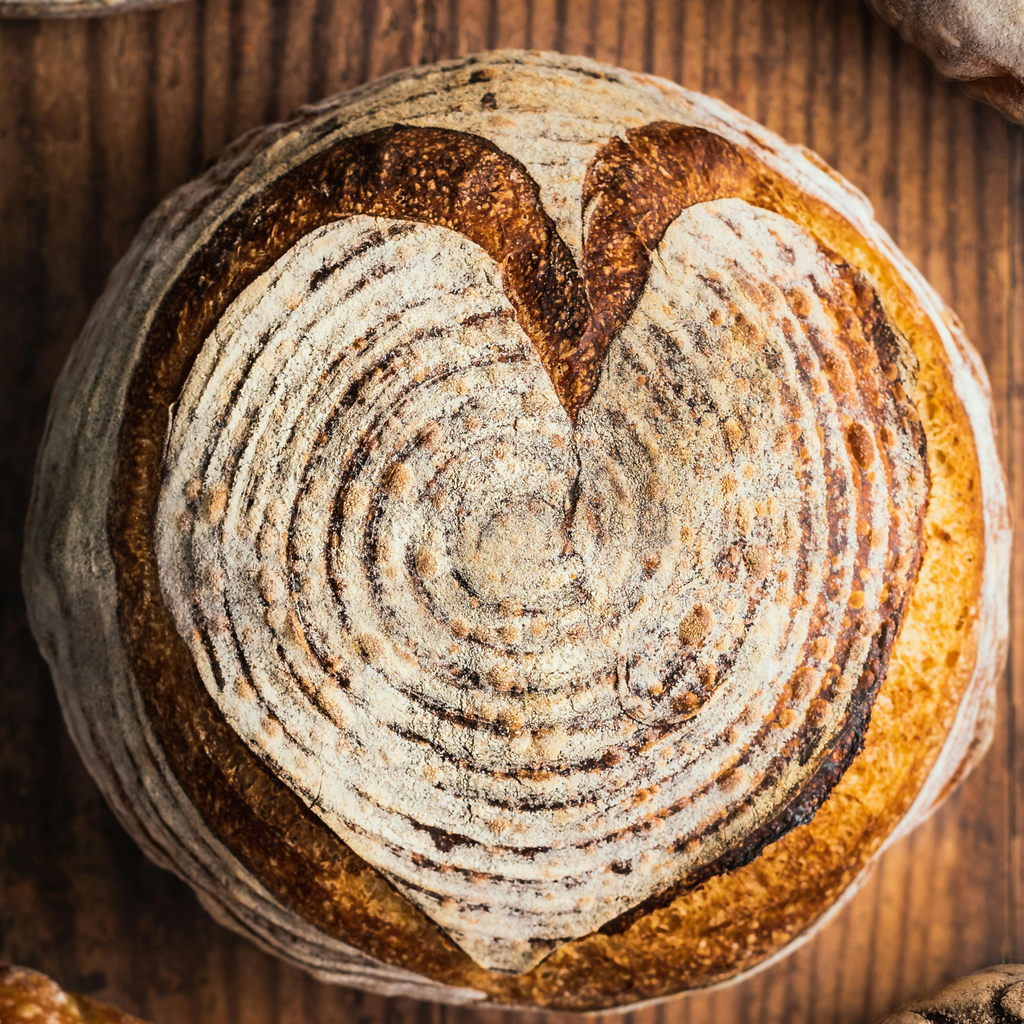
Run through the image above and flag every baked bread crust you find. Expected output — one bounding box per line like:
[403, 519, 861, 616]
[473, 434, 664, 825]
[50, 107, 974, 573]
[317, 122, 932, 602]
[878, 965, 1024, 1023]
[0, 964, 146, 1024]
[865, 0, 1024, 123]
[0, 0, 181, 19]
[23, 52, 1010, 1009]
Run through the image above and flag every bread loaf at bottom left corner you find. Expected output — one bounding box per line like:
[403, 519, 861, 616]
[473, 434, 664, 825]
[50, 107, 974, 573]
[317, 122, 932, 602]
[0, 963, 148, 1024]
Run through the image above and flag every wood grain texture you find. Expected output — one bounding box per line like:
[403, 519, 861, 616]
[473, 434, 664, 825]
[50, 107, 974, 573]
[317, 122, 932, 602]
[0, 0, 1017, 1021]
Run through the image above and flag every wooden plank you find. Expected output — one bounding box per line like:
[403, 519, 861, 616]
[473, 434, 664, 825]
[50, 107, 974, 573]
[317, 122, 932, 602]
[0, 1, 1018, 1021]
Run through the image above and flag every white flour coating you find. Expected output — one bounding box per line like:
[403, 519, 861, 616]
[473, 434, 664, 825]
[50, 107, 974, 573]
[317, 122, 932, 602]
[22, 52, 1010, 1003]
[156, 199, 923, 970]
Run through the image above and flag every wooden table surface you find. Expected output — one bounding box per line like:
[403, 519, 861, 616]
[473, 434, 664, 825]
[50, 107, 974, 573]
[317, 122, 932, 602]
[0, 1, 1020, 1022]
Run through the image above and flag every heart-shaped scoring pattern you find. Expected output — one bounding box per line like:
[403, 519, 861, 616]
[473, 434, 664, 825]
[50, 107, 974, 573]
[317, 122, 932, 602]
[125, 125, 927, 973]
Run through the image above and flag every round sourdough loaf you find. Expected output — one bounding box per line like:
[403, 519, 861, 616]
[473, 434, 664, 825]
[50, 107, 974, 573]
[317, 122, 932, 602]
[23, 51, 1010, 1009]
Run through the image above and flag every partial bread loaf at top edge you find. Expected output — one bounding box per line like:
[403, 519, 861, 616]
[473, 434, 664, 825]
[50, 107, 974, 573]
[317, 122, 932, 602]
[0, 0, 185, 19]
[865, 0, 1024, 123]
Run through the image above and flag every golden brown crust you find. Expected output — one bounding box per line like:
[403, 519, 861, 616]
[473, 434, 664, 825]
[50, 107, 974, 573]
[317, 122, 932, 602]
[0, 964, 146, 1024]
[962, 75, 1024, 123]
